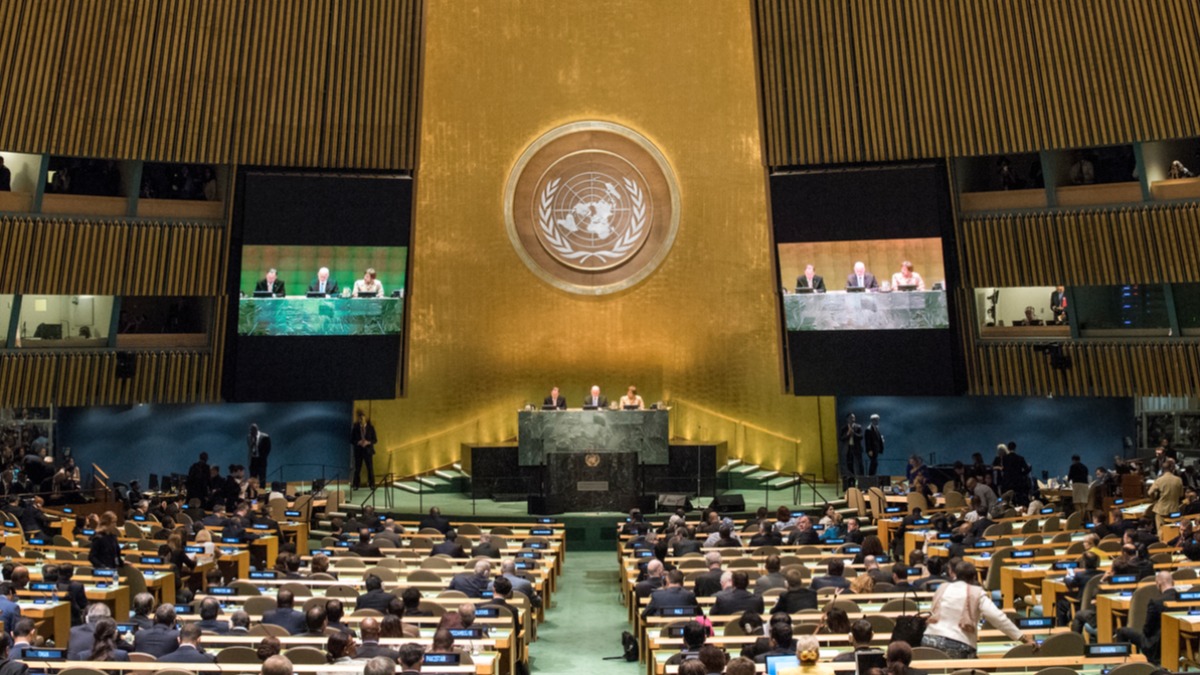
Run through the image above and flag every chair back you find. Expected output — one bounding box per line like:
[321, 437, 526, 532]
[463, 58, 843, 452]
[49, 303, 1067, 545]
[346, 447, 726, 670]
[279, 582, 312, 597]
[1038, 631, 1086, 656]
[325, 583, 359, 598]
[215, 646, 260, 664]
[244, 596, 278, 615]
[1064, 510, 1083, 530]
[1002, 643, 1038, 657]
[282, 647, 327, 665]
[906, 492, 930, 513]
[984, 547, 1014, 592]
[127, 653, 157, 662]
[248, 623, 289, 637]
[229, 580, 261, 596]
[119, 564, 149, 597]
[406, 570, 442, 583]
[910, 646, 950, 660]
[1104, 663, 1164, 675]
[366, 565, 398, 582]
[1042, 516, 1060, 532]
[1125, 583, 1162, 634]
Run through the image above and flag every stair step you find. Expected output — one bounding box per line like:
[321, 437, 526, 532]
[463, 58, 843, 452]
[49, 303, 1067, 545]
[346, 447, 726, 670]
[392, 481, 422, 494]
[730, 463, 760, 475]
[435, 469, 468, 480]
[417, 476, 449, 487]
[721, 458, 744, 471]
[767, 476, 800, 489]
[748, 470, 780, 482]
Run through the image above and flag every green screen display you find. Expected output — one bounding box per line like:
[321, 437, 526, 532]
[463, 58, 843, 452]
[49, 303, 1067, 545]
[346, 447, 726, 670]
[240, 245, 407, 297]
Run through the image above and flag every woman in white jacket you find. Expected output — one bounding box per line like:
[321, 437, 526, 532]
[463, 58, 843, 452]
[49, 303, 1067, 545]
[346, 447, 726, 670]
[921, 560, 1034, 658]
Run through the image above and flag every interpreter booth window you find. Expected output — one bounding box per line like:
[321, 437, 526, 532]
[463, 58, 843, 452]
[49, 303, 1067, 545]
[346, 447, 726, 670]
[1142, 137, 1200, 201]
[137, 162, 225, 220]
[43, 156, 136, 218]
[16, 295, 113, 348]
[0, 151, 42, 214]
[975, 286, 1070, 339]
[1071, 285, 1171, 337]
[0, 295, 13, 348]
[1172, 284, 1200, 337]
[1047, 144, 1142, 208]
[955, 152, 1047, 212]
[115, 297, 211, 349]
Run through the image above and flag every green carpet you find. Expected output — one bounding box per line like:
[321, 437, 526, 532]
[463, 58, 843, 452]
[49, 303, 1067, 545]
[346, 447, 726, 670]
[529, 551, 640, 674]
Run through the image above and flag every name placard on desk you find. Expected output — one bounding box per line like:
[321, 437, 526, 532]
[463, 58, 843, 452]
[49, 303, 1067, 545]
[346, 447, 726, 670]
[578, 481, 608, 492]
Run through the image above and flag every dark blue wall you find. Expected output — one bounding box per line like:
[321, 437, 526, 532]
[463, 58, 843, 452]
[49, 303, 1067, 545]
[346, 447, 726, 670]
[836, 396, 1135, 479]
[60, 402, 353, 487]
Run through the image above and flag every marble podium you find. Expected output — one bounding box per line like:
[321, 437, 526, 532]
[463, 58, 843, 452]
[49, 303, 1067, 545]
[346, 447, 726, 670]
[517, 409, 669, 466]
[783, 290, 948, 331]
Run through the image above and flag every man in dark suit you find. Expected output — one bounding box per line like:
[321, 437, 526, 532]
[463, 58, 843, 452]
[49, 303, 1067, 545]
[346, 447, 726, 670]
[45, 563, 87, 627]
[643, 569, 700, 619]
[158, 624, 215, 663]
[228, 610, 251, 635]
[307, 267, 339, 295]
[448, 560, 493, 598]
[418, 507, 452, 534]
[542, 387, 567, 409]
[484, 577, 524, 639]
[673, 528, 703, 556]
[1051, 285, 1067, 323]
[470, 533, 502, 559]
[809, 559, 851, 592]
[133, 604, 181, 657]
[247, 423, 271, 485]
[846, 262, 879, 291]
[844, 518, 865, 544]
[753, 622, 797, 664]
[890, 566, 916, 592]
[832, 620, 874, 663]
[840, 413, 864, 487]
[786, 515, 820, 545]
[1116, 570, 1177, 662]
[431, 530, 467, 558]
[712, 571, 765, 615]
[254, 269, 286, 297]
[635, 560, 666, 600]
[10, 618, 36, 661]
[355, 575, 393, 614]
[355, 617, 400, 661]
[262, 590, 306, 635]
[748, 521, 781, 547]
[195, 597, 230, 634]
[350, 529, 383, 557]
[1056, 552, 1103, 630]
[864, 414, 884, 476]
[351, 410, 377, 489]
[583, 385, 608, 408]
[771, 568, 818, 613]
[794, 264, 826, 293]
[692, 552, 724, 597]
[185, 452, 210, 503]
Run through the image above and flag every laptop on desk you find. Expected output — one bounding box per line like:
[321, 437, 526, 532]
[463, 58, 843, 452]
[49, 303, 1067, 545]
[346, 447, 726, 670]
[253, 290, 275, 298]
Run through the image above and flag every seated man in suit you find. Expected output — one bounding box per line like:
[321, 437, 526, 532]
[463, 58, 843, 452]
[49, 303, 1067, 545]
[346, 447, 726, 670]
[132, 604, 180, 657]
[307, 267, 339, 296]
[255, 268, 285, 297]
[755, 555, 787, 596]
[692, 552, 725, 597]
[675, 621, 708, 661]
[129, 593, 156, 630]
[484, 576, 523, 639]
[299, 607, 329, 637]
[10, 618, 36, 661]
[418, 507, 452, 534]
[753, 621, 797, 664]
[350, 529, 383, 557]
[785, 515, 819, 546]
[712, 571, 765, 616]
[227, 610, 252, 635]
[809, 559, 851, 592]
[158, 624, 215, 664]
[1055, 551, 1103, 631]
[642, 569, 700, 619]
[497, 558, 540, 607]
[70, 603, 134, 659]
[673, 527, 703, 556]
[771, 568, 817, 613]
[1116, 570, 1177, 662]
[795, 264, 826, 293]
[448, 560, 492, 598]
[846, 261, 879, 291]
[430, 530, 467, 558]
[635, 560, 666, 600]
[543, 386, 567, 410]
[355, 575, 393, 614]
[355, 617, 400, 661]
[195, 597, 230, 634]
[398, 643, 425, 675]
[583, 385, 608, 409]
[262, 590, 307, 635]
[833, 620, 874, 662]
[470, 533, 502, 559]
[843, 517, 865, 544]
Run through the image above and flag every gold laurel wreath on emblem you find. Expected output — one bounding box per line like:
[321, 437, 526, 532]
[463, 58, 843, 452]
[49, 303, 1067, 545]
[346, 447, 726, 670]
[584, 453, 601, 467]
[537, 176, 647, 264]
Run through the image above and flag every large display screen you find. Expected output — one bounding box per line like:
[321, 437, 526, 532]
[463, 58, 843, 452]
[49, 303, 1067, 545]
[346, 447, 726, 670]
[778, 238, 948, 331]
[237, 245, 407, 336]
[223, 170, 412, 402]
[771, 163, 964, 396]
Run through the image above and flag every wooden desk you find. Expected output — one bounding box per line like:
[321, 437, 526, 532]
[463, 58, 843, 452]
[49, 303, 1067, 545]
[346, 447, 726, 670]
[20, 600, 70, 649]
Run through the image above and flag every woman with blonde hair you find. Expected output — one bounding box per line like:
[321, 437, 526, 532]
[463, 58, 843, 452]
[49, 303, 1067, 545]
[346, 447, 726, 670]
[847, 573, 874, 595]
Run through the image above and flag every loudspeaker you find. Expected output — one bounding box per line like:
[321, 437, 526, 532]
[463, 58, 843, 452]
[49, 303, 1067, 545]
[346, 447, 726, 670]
[713, 493, 745, 513]
[637, 494, 658, 514]
[657, 494, 691, 512]
[116, 352, 136, 379]
[527, 495, 564, 516]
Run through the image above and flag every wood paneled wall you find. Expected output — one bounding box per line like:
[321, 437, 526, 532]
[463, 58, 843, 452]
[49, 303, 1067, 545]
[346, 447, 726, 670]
[960, 203, 1200, 288]
[0, 0, 423, 168]
[754, 0, 1200, 167]
[0, 216, 226, 296]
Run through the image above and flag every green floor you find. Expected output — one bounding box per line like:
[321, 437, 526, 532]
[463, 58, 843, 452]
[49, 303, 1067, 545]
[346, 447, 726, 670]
[529, 551, 640, 674]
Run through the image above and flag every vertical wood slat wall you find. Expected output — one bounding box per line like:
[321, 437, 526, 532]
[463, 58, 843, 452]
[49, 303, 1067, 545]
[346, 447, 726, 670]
[0, 216, 225, 296]
[0, 0, 423, 169]
[754, 0, 1200, 167]
[960, 204, 1200, 288]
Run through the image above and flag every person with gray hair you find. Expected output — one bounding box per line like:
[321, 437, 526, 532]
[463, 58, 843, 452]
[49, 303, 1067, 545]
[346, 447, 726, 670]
[693, 551, 724, 597]
[308, 267, 338, 296]
[496, 558, 539, 606]
[130, 592, 155, 630]
[635, 559, 666, 599]
[69, 602, 122, 659]
[448, 559, 491, 597]
[471, 532, 501, 558]
[364, 656, 396, 675]
[865, 413, 884, 476]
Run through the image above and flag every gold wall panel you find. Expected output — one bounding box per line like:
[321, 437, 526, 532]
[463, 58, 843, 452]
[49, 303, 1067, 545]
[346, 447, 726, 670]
[959, 203, 1200, 288]
[0, 0, 422, 168]
[755, 0, 1200, 166]
[0, 216, 225, 296]
[365, 0, 837, 480]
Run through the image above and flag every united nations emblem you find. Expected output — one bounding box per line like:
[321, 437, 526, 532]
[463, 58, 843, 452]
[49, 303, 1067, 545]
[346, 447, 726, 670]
[584, 453, 601, 468]
[505, 121, 680, 294]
